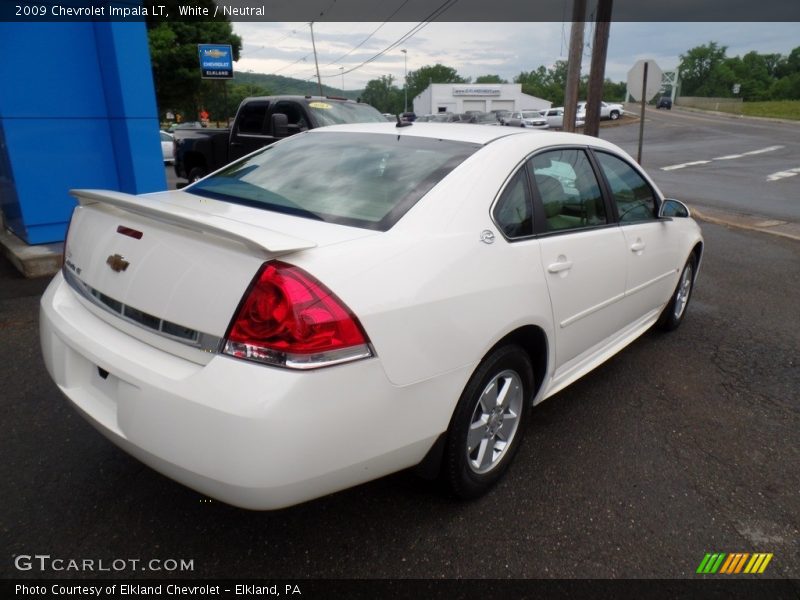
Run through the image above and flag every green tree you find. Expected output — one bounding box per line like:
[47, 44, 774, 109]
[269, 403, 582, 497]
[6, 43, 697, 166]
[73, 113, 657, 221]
[146, 1, 242, 119]
[361, 75, 403, 114]
[602, 79, 627, 102]
[678, 42, 731, 97]
[405, 64, 467, 105]
[475, 74, 507, 84]
[515, 61, 572, 105]
[198, 82, 271, 125]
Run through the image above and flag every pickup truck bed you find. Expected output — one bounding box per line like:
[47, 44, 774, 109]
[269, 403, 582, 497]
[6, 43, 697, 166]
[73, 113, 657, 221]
[174, 95, 386, 183]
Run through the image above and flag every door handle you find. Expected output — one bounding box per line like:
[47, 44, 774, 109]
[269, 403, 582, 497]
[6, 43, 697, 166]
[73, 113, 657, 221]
[630, 240, 646, 253]
[547, 260, 573, 273]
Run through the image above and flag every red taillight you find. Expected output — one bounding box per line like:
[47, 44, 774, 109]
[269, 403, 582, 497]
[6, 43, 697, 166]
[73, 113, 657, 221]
[223, 261, 372, 369]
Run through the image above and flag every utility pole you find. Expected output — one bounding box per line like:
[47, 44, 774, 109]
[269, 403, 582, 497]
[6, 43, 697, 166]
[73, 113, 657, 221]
[309, 22, 323, 97]
[563, 0, 587, 133]
[339, 66, 344, 93]
[583, 0, 613, 137]
[401, 49, 408, 112]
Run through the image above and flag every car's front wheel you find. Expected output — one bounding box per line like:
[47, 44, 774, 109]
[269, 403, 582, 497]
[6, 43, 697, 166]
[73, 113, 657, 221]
[610, 110, 620, 120]
[443, 345, 533, 499]
[657, 254, 696, 331]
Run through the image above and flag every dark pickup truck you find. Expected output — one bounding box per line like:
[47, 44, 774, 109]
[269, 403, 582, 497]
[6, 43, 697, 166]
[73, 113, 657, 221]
[174, 95, 387, 182]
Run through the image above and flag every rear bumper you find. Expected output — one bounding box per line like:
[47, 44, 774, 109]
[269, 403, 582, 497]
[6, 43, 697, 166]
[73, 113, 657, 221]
[40, 272, 466, 509]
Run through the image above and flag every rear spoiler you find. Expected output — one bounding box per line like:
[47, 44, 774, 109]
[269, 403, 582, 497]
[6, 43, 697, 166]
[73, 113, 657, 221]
[70, 189, 317, 256]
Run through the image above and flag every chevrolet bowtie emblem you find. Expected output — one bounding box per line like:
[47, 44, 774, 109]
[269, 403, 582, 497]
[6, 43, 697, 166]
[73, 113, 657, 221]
[106, 254, 130, 272]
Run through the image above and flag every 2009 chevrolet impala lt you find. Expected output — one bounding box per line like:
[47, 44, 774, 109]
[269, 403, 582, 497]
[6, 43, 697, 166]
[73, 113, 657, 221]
[40, 122, 702, 509]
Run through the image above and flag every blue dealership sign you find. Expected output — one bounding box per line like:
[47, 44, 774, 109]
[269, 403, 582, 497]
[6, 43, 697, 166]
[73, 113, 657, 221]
[198, 44, 234, 79]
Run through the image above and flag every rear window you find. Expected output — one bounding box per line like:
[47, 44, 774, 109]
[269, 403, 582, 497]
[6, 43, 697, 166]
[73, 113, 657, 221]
[307, 101, 387, 126]
[188, 132, 480, 231]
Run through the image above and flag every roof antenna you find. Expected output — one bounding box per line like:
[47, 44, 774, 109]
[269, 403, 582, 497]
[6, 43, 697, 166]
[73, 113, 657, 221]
[396, 114, 412, 128]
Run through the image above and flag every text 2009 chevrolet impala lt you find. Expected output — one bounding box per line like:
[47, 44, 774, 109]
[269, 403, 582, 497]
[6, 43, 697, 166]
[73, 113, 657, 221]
[40, 123, 702, 509]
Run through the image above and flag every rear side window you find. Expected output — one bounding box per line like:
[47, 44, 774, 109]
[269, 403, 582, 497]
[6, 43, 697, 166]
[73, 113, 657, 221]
[188, 132, 479, 231]
[307, 101, 387, 126]
[237, 101, 268, 135]
[493, 169, 533, 238]
[528, 149, 607, 232]
[594, 151, 657, 222]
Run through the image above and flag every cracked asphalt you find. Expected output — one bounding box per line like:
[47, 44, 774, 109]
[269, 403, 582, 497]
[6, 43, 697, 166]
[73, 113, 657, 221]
[1, 220, 798, 581]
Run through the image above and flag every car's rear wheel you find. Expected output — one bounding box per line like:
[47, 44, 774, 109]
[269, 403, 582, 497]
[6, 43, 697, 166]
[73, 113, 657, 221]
[444, 345, 533, 499]
[610, 110, 620, 120]
[657, 254, 696, 331]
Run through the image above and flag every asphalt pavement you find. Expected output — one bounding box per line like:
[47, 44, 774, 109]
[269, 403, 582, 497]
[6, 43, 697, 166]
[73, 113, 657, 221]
[2, 221, 798, 580]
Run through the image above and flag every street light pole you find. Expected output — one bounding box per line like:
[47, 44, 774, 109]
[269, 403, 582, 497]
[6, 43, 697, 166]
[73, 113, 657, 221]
[401, 48, 408, 113]
[309, 22, 323, 97]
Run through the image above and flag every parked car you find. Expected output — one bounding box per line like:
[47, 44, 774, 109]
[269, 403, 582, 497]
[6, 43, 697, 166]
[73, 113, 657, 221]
[173, 96, 386, 183]
[504, 110, 549, 129]
[159, 131, 174, 164]
[491, 109, 512, 124]
[42, 122, 702, 510]
[577, 100, 624, 120]
[542, 107, 585, 129]
[456, 111, 501, 125]
[657, 96, 673, 109]
[166, 121, 204, 133]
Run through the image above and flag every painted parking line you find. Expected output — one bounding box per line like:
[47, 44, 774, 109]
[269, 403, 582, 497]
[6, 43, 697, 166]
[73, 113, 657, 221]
[766, 167, 800, 182]
[661, 160, 711, 171]
[661, 145, 785, 171]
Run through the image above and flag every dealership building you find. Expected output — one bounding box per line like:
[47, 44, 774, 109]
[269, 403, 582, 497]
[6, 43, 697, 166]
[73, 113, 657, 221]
[412, 83, 551, 115]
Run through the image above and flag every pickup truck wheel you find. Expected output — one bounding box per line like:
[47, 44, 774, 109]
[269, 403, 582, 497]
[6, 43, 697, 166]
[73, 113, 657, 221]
[610, 110, 620, 120]
[188, 167, 207, 183]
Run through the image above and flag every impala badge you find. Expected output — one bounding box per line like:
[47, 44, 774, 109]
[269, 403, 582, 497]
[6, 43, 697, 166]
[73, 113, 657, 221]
[106, 254, 130, 273]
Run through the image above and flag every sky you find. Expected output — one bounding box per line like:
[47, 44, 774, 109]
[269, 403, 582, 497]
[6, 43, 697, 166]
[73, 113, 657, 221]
[231, 21, 800, 91]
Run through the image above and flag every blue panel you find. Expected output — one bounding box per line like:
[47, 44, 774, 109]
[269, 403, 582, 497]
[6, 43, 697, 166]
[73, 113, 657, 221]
[93, 20, 166, 194]
[2, 117, 118, 244]
[0, 23, 108, 119]
[0, 19, 166, 245]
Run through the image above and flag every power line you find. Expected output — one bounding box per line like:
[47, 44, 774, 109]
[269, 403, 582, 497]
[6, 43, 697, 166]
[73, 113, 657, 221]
[320, 0, 460, 79]
[288, 0, 416, 79]
[239, 29, 299, 58]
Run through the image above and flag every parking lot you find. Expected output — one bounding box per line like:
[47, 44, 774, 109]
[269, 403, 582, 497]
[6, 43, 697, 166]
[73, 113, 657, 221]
[2, 110, 799, 581]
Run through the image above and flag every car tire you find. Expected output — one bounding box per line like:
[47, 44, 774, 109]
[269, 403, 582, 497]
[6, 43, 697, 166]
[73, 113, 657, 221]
[443, 344, 533, 500]
[187, 167, 207, 183]
[657, 254, 697, 331]
[610, 110, 620, 120]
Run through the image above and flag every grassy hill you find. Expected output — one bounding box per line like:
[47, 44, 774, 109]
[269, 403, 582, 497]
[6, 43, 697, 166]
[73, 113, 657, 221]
[234, 71, 363, 99]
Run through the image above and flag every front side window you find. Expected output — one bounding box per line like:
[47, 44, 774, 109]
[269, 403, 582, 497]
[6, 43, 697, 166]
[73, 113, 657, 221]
[595, 151, 657, 222]
[528, 149, 607, 232]
[188, 132, 479, 231]
[271, 101, 310, 136]
[493, 169, 533, 238]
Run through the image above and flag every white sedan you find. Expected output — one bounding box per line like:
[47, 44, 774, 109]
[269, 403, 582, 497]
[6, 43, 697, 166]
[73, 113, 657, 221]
[504, 110, 549, 129]
[41, 123, 703, 509]
[542, 107, 586, 129]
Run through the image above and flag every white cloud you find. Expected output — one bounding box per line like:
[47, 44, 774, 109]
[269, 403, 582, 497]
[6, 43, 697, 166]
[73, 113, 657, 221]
[232, 21, 800, 90]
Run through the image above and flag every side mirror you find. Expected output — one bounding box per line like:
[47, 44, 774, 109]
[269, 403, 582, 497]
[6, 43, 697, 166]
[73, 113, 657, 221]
[659, 198, 691, 219]
[271, 113, 289, 137]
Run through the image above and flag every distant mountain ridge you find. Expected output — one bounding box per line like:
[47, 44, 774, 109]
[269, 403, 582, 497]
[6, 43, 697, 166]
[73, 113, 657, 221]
[234, 71, 364, 99]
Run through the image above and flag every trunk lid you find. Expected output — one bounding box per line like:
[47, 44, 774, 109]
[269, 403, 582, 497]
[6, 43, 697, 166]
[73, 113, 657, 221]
[64, 189, 374, 359]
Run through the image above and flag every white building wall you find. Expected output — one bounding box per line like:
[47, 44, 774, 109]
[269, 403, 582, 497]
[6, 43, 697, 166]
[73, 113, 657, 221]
[413, 83, 550, 115]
